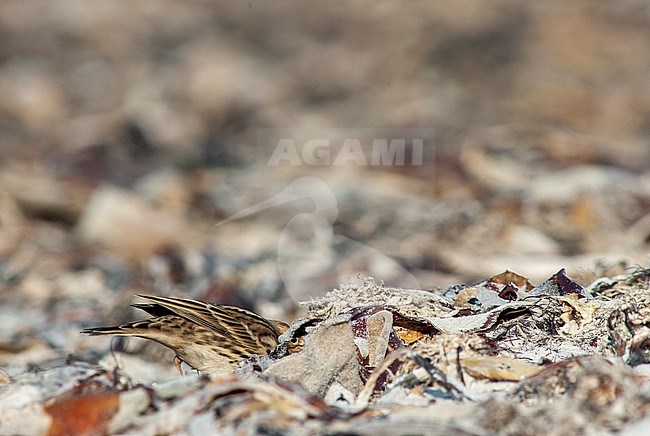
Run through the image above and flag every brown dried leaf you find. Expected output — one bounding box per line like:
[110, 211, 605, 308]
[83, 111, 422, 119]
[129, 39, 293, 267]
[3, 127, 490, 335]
[45, 393, 120, 436]
[488, 270, 534, 291]
[395, 327, 426, 345]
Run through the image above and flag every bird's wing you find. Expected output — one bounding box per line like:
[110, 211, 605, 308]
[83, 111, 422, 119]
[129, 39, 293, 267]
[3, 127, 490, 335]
[131, 302, 172, 317]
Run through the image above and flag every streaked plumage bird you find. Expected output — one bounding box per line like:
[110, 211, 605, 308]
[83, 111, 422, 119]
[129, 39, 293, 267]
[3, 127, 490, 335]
[82, 295, 289, 375]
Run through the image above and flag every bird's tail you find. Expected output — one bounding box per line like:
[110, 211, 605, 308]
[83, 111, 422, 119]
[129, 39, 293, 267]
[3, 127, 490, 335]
[81, 322, 147, 336]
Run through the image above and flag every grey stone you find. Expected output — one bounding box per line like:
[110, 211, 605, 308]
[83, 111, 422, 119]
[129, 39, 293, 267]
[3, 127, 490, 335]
[265, 314, 363, 399]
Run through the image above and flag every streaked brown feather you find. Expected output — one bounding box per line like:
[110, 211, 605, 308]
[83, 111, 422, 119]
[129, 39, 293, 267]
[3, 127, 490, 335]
[82, 295, 288, 374]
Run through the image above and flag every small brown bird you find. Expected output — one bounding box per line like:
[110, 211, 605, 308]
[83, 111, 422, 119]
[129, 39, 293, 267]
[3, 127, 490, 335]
[82, 295, 289, 375]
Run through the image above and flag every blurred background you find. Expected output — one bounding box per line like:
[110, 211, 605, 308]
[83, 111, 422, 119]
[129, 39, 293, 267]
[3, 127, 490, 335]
[0, 0, 649, 376]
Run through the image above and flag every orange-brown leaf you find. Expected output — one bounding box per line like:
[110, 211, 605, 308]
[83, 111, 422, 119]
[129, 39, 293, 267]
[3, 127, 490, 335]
[45, 393, 120, 436]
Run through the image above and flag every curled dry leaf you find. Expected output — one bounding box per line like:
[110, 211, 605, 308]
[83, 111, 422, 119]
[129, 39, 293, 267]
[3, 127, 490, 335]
[558, 294, 601, 335]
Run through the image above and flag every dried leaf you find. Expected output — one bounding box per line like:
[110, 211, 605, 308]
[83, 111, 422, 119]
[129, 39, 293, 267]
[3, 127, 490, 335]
[487, 270, 534, 291]
[461, 356, 542, 381]
[46, 393, 120, 436]
[531, 268, 584, 297]
[558, 294, 601, 334]
[395, 327, 426, 345]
